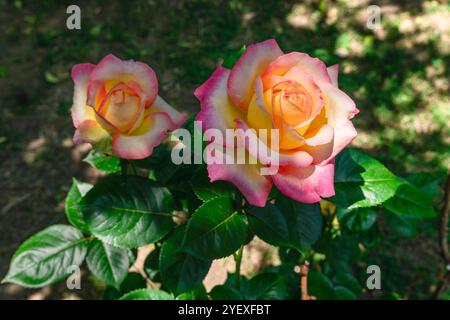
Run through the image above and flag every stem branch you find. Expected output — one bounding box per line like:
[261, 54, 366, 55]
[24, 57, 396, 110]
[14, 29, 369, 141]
[298, 261, 315, 300]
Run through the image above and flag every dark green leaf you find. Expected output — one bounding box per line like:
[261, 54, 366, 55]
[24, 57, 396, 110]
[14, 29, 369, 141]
[190, 171, 235, 202]
[81, 175, 175, 248]
[183, 197, 248, 259]
[176, 285, 208, 300]
[160, 226, 212, 295]
[333, 286, 357, 300]
[65, 178, 92, 232]
[144, 246, 161, 282]
[119, 289, 174, 300]
[209, 285, 244, 300]
[103, 272, 146, 300]
[83, 150, 121, 173]
[333, 272, 362, 293]
[245, 273, 288, 300]
[407, 171, 446, 199]
[86, 239, 130, 289]
[248, 199, 322, 250]
[383, 210, 419, 238]
[337, 207, 377, 232]
[2, 225, 89, 288]
[308, 271, 334, 299]
[332, 148, 402, 209]
[384, 179, 436, 219]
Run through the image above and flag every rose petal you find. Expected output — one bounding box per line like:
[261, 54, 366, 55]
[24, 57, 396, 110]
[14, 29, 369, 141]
[145, 95, 188, 129]
[112, 112, 172, 160]
[327, 64, 339, 87]
[90, 54, 158, 107]
[228, 39, 283, 110]
[272, 162, 335, 203]
[235, 119, 313, 168]
[304, 124, 334, 146]
[206, 143, 272, 207]
[73, 119, 110, 146]
[262, 52, 331, 89]
[318, 82, 358, 164]
[71, 63, 96, 127]
[195, 67, 244, 138]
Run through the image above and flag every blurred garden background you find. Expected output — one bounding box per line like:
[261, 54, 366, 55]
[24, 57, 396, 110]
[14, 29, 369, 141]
[0, 0, 449, 299]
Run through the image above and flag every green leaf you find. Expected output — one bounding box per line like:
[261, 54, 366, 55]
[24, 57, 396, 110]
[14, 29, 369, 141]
[83, 150, 121, 173]
[223, 45, 246, 69]
[333, 272, 362, 293]
[333, 286, 357, 300]
[308, 271, 334, 299]
[190, 171, 235, 202]
[80, 175, 175, 248]
[160, 226, 212, 295]
[65, 178, 92, 232]
[337, 207, 377, 232]
[248, 199, 322, 250]
[384, 179, 436, 219]
[383, 210, 419, 238]
[86, 239, 130, 290]
[144, 246, 161, 282]
[183, 197, 248, 259]
[176, 285, 208, 300]
[406, 171, 446, 199]
[2, 225, 89, 288]
[245, 273, 288, 300]
[103, 272, 146, 300]
[332, 148, 403, 209]
[119, 289, 174, 300]
[209, 285, 244, 300]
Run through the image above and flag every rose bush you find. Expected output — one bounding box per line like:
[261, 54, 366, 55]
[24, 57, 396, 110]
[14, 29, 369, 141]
[72, 54, 187, 159]
[2, 42, 441, 301]
[195, 39, 359, 207]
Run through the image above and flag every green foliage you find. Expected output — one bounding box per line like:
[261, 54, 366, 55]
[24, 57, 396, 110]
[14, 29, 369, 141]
[160, 226, 212, 295]
[119, 289, 174, 300]
[308, 271, 357, 300]
[338, 207, 378, 232]
[103, 272, 147, 300]
[86, 239, 131, 289]
[248, 198, 322, 250]
[183, 197, 248, 259]
[65, 178, 92, 232]
[83, 151, 121, 173]
[209, 285, 244, 300]
[80, 175, 175, 248]
[384, 179, 436, 219]
[332, 148, 403, 209]
[2, 225, 89, 287]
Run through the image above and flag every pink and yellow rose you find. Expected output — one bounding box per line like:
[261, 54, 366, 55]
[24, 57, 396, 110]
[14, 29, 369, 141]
[71, 54, 187, 159]
[195, 39, 358, 207]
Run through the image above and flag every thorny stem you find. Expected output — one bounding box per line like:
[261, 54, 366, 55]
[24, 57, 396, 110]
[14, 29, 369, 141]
[432, 173, 450, 299]
[298, 261, 315, 300]
[234, 245, 244, 290]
